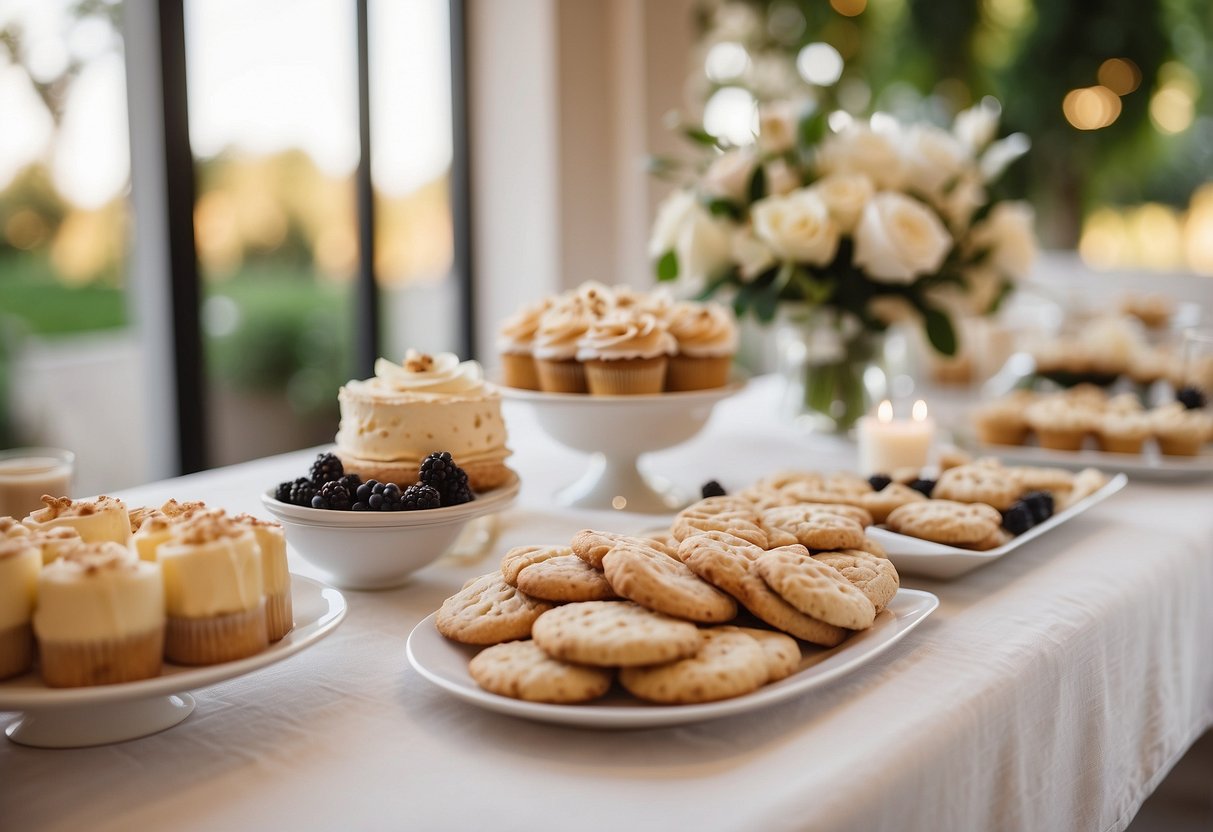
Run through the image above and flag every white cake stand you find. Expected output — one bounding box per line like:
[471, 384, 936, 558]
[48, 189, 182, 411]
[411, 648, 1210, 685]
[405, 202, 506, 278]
[0, 574, 346, 748]
[501, 381, 744, 513]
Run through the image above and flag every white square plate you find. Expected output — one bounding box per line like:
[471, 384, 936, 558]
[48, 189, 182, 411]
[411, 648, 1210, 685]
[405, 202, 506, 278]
[406, 588, 939, 730]
[868, 473, 1128, 580]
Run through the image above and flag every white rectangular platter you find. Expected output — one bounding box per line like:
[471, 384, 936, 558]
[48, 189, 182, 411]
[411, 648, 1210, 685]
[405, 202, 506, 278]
[868, 473, 1128, 580]
[406, 588, 939, 730]
[968, 440, 1213, 482]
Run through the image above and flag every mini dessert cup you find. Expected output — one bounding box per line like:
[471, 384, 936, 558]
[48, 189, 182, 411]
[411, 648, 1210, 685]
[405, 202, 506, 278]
[536, 358, 588, 394]
[1096, 412, 1151, 454]
[0, 622, 33, 680]
[0, 539, 39, 679]
[1034, 427, 1088, 452]
[40, 629, 165, 687]
[665, 355, 731, 392]
[584, 356, 668, 395]
[500, 352, 541, 391]
[166, 603, 269, 665]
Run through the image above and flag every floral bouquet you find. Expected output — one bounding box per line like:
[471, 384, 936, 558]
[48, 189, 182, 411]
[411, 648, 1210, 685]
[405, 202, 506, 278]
[649, 100, 1037, 429]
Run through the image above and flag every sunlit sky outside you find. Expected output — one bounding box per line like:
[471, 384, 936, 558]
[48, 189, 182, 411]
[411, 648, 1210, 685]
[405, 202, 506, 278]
[0, 0, 452, 208]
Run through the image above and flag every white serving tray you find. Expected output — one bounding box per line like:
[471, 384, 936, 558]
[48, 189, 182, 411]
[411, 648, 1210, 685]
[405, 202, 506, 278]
[967, 439, 1213, 482]
[868, 473, 1128, 580]
[406, 588, 938, 730]
[0, 574, 347, 748]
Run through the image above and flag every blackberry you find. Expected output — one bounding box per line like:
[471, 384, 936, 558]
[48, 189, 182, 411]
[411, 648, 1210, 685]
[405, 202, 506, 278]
[701, 480, 727, 499]
[338, 473, 362, 493]
[1001, 503, 1034, 535]
[1021, 490, 1054, 524]
[274, 480, 295, 503]
[419, 452, 474, 507]
[1176, 386, 1207, 410]
[286, 478, 316, 507]
[867, 474, 892, 492]
[309, 452, 344, 486]
[908, 478, 936, 498]
[311, 480, 352, 511]
[363, 481, 404, 512]
[401, 483, 442, 511]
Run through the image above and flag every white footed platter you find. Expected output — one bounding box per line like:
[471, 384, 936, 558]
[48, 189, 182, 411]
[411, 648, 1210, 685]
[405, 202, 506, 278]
[869, 473, 1127, 580]
[406, 588, 938, 730]
[262, 472, 520, 590]
[0, 574, 346, 748]
[501, 381, 745, 514]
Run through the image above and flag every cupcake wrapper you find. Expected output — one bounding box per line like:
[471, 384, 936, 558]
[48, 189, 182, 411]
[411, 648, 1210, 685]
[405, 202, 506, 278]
[665, 355, 731, 392]
[0, 622, 33, 681]
[976, 423, 1029, 447]
[1097, 435, 1146, 454]
[535, 359, 587, 394]
[584, 356, 667, 395]
[166, 603, 269, 666]
[500, 353, 541, 391]
[1156, 435, 1202, 456]
[266, 590, 294, 643]
[1035, 429, 1086, 452]
[39, 628, 164, 688]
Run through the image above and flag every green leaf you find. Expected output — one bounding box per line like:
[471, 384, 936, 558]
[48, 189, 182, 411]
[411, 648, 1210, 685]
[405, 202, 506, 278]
[922, 307, 958, 356]
[683, 127, 720, 146]
[705, 198, 742, 219]
[753, 278, 781, 323]
[733, 280, 757, 318]
[985, 278, 1015, 315]
[695, 270, 738, 301]
[655, 250, 678, 281]
[748, 165, 767, 204]
[792, 268, 835, 304]
[797, 108, 827, 149]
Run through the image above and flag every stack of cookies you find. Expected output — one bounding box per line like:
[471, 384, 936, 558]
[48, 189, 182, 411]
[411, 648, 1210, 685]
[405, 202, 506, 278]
[434, 495, 898, 706]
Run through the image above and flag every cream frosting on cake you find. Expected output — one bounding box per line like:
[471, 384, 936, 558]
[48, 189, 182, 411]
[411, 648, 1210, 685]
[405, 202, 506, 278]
[666, 302, 739, 358]
[0, 539, 40, 632]
[32, 542, 163, 641]
[335, 350, 511, 469]
[158, 515, 264, 619]
[495, 298, 552, 356]
[576, 311, 677, 362]
[28, 526, 83, 565]
[233, 514, 291, 595]
[24, 495, 131, 544]
[132, 514, 175, 563]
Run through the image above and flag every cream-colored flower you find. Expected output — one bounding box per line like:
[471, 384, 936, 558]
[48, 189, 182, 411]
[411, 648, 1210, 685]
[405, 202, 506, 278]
[816, 124, 905, 190]
[853, 192, 952, 284]
[941, 171, 987, 232]
[980, 133, 1030, 183]
[902, 124, 969, 198]
[953, 101, 1000, 152]
[765, 158, 801, 196]
[732, 226, 776, 281]
[758, 101, 798, 155]
[751, 189, 839, 266]
[970, 201, 1036, 280]
[702, 149, 755, 204]
[648, 190, 734, 289]
[807, 172, 874, 233]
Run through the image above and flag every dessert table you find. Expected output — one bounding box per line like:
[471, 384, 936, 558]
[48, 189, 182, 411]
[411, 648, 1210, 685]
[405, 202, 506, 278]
[4, 378, 1212, 832]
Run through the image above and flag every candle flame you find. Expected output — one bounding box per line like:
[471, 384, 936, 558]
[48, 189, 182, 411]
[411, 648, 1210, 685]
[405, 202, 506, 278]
[878, 400, 893, 423]
[913, 400, 928, 422]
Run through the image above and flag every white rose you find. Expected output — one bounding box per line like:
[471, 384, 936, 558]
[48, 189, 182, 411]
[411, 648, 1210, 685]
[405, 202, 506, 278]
[648, 190, 734, 289]
[853, 192, 952, 284]
[758, 101, 798, 155]
[765, 158, 801, 196]
[702, 149, 755, 204]
[751, 189, 839, 266]
[816, 124, 906, 190]
[902, 124, 969, 198]
[970, 201, 1036, 280]
[980, 133, 1030, 183]
[732, 226, 776, 282]
[953, 101, 1000, 152]
[807, 172, 874, 233]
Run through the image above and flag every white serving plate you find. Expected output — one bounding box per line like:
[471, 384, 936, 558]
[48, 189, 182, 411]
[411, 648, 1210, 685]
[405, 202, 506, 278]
[406, 588, 938, 729]
[868, 473, 1128, 580]
[967, 440, 1213, 482]
[0, 574, 346, 748]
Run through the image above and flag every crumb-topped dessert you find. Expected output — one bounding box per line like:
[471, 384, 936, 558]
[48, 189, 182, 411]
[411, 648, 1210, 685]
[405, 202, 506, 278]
[577, 310, 677, 395]
[33, 542, 165, 687]
[0, 538, 41, 679]
[233, 514, 293, 641]
[158, 512, 268, 666]
[23, 495, 131, 545]
[334, 350, 513, 491]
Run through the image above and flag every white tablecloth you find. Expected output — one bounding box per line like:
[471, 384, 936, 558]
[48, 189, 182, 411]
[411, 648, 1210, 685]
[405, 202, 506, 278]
[4, 379, 1212, 832]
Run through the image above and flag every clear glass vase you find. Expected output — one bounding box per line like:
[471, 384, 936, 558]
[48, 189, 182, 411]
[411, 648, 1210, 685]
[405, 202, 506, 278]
[777, 305, 888, 434]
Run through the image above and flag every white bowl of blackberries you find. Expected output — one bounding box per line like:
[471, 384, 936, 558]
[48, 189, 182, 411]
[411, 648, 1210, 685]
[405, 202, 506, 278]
[261, 451, 520, 590]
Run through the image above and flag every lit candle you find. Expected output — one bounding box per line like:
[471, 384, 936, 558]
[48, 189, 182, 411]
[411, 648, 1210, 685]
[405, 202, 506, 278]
[857, 399, 935, 476]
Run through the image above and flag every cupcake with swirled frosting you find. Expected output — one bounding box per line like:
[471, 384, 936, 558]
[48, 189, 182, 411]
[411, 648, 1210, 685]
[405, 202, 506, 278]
[576, 310, 677, 395]
[496, 298, 552, 391]
[335, 349, 513, 490]
[664, 301, 737, 391]
[533, 305, 593, 393]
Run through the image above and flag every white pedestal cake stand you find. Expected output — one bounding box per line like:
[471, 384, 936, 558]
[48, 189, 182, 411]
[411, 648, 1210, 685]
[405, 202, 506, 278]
[0, 575, 346, 748]
[501, 381, 744, 513]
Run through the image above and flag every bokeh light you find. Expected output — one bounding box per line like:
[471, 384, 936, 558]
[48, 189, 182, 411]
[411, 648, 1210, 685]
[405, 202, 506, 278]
[703, 86, 759, 146]
[796, 43, 844, 87]
[704, 42, 750, 83]
[1150, 85, 1194, 134]
[1097, 58, 1141, 95]
[1062, 86, 1121, 130]
[829, 0, 867, 17]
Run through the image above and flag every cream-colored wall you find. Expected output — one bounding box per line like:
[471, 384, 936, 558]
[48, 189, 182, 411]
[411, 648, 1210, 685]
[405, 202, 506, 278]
[467, 0, 696, 360]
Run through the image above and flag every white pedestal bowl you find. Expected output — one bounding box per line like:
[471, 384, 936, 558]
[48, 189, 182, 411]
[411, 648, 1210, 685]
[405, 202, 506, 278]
[501, 382, 744, 513]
